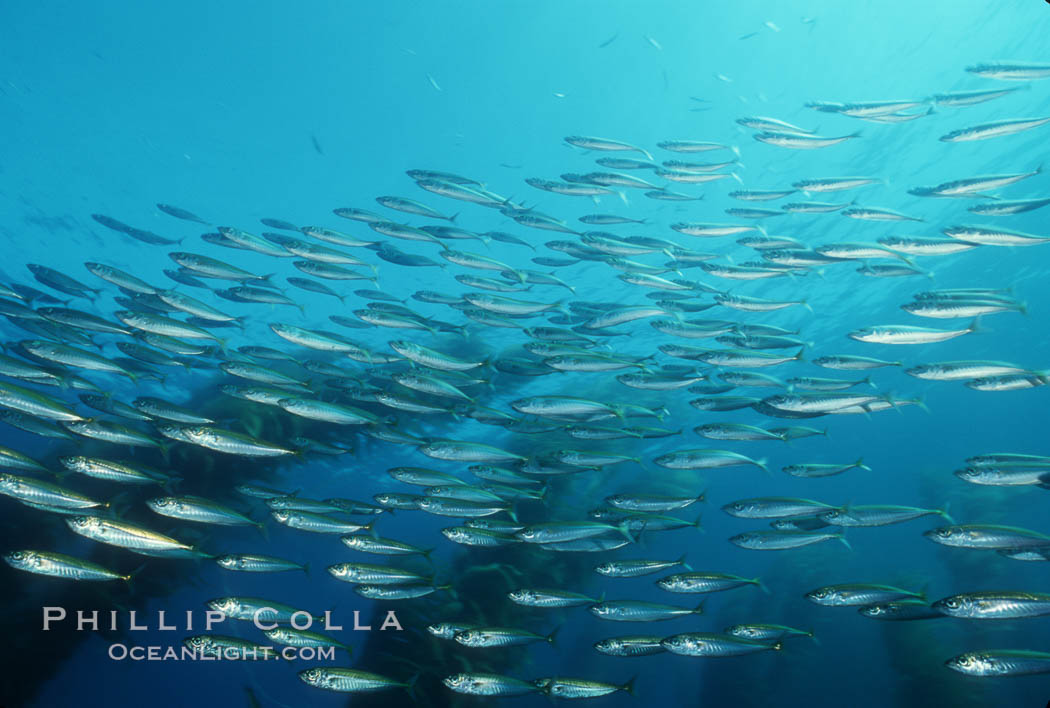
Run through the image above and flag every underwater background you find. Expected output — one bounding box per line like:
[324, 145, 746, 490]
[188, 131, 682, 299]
[2, 1, 1050, 706]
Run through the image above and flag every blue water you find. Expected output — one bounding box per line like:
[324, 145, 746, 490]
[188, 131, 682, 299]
[3, 1, 1050, 706]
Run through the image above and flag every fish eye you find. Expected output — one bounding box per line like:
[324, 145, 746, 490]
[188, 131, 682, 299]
[945, 599, 959, 609]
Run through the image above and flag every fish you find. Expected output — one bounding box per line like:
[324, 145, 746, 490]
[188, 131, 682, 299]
[300, 668, 415, 694]
[661, 633, 781, 656]
[215, 554, 309, 574]
[0, 381, 85, 421]
[533, 677, 635, 698]
[146, 495, 261, 529]
[806, 583, 925, 606]
[509, 588, 600, 608]
[942, 225, 1050, 247]
[454, 626, 558, 648]
[565, 135, 653, 160]
[184, 635, 280, 660]
[596, 556, 690, 578]
[729, 530, 850, 550]
[657, 140, 731, 153]
[65, 516, 203, 558]
[968, 197, 1050, 215]
[820, 505, 951, 526]
[910, 166, 1043, 197]
[656, 572, 764, 594]
[271, 510, 372, 534]
[924, 524, 1050, 550]
[932, 86, 1020, 105]
[754, 131, 861, 149]
[443, 673, 540, 697]
[168, 252, 272, 282]
[3, 550, 131, 581]
[724, 624, 814, 641]
[594, 635, 667, 656]
[933, 591, 1050, 619]
[940, 117, 1050, 142]
[859, 601, 945, 622]
[59, 456, 172, 486]
[946, 650, 1050, 677]
[589, 599, 705, 621]
[848, 321, 979, 344]
[965, 61, 1050, 80]
[654, 449, 768, 472]
[165, 425, 297, 457]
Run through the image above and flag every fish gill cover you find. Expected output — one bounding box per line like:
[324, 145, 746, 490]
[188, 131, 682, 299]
[1, 1, 1050, 707]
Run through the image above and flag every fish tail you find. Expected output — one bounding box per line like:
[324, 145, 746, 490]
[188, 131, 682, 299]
[122, 563, 147, 593]
[678, 553, 692, 571]
[914, 395, 931, 414]
[158, 442, 172, 466]
[621, 676, 637, 696]
[939, 501, 955, 524]
[855, 457, 871, 472]
[546, 625, 560, 646]
[403, 672, 420, 701]
[615, 522, 637, 544]
[837, 534, 852, 551]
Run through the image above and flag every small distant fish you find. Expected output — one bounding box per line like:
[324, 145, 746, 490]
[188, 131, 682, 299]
[156, 204, 209, 224]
